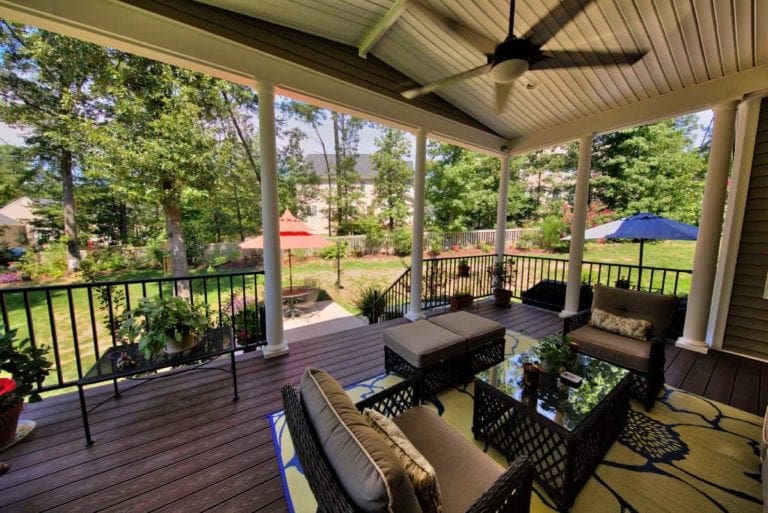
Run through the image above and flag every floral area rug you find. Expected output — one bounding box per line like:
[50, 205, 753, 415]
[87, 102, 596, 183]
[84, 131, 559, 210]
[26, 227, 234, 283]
[268, 331, 763, 512]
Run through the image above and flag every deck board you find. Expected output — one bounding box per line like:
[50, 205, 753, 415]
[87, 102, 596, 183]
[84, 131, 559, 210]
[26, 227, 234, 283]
[1, 300, 765, 512]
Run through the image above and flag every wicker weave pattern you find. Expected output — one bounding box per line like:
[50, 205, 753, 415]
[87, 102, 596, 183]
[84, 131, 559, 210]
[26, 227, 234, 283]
[564, 310, 666, 410]
[384, 338, 505, 397]
[472, 375, 630, 510]
[281, 375, 534, 513]
[280, 385, 355, 513]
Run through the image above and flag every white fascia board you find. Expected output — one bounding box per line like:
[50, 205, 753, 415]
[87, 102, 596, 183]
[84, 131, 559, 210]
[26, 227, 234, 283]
[0, 0, 506, 156]
[507, 64, 768, 155]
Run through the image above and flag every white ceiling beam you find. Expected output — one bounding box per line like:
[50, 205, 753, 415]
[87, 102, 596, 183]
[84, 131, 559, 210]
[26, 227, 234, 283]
[507, 64, 768, 155]
[0, 0, 505, 155]
[358, 0, 408, 58]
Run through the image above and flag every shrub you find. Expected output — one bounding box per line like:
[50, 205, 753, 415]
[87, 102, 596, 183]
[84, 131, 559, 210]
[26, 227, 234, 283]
[392, 229, 412, 256]
[319, 241, 347, 260]
[0, 271, 21, 284]
[540, 216, 567, 252]
[354, 286, 384, 324]
[18, 243, 67, 280]
[516, 230, 539, 250]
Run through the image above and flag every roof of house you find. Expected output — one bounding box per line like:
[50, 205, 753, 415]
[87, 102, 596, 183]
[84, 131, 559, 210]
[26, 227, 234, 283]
[0, 212, 22, 226]
[305, 154, 413, 180]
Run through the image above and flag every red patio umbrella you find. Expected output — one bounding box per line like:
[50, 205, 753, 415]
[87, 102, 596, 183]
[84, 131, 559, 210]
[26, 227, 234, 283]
[239, 210, 331, 290]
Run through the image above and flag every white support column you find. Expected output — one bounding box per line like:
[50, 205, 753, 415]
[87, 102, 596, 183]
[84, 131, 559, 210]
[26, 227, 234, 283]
[494, 152, 511, 265]
[258, 82, 289, 359]
[406, 129, 427, 321]
[561, 135, 592, 318]
[676, 101, 738, 354]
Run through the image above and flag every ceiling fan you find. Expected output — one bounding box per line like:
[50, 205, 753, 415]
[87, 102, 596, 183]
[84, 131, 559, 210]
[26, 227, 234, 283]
[401, 0, 647, 113]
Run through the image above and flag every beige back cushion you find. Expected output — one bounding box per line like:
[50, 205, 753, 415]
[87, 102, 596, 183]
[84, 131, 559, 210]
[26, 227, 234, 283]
[363, 408, 442, 513]
[592, 284, 677, 339]
[300, 368, 421, 513]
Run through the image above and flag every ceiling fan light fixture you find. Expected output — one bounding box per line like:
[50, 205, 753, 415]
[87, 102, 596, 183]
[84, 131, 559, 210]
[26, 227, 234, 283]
[489, 58, 529, 83]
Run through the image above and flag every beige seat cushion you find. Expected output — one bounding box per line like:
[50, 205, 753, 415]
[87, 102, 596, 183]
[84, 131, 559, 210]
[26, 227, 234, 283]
[300, 368, 420, 513]
[383, 320, 466, 368]
[569, 325, 651, 372]
[591, 284, 676, 340]
[429, 311, 506, 350]
[394, 406, 504, 513]
[363, 408, 442, 513]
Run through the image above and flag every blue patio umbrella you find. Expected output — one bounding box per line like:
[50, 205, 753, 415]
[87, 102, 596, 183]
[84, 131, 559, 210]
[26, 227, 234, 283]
[565, 213, 698, 288]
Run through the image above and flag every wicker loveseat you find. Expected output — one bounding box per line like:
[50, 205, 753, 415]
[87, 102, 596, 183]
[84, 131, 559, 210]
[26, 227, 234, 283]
[281, 368, 533, 513]
[563, 284, 677, 410]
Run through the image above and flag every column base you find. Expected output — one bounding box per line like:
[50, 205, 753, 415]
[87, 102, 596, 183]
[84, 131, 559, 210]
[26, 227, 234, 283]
[262, 342, 290, 359]
[675, 336, 709, 354]
[559, 309, 578, 319]
[404, 310, 426, 322]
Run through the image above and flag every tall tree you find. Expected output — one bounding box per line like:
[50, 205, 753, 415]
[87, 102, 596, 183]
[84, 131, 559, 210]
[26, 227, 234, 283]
[99, 56, 219, 278]
[0, 21, 111, 269]
[371, 128, 412, 231]
[278, 128, 320, 218]
[0, 145, 33, 205]
[332, 112, 366, 235]
[590, 116, 707, 224]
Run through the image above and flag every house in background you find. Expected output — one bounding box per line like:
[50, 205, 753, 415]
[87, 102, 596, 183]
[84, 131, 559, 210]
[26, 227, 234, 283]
[303, 154, 414, 234]
[0, 212, 25, 246]
[0, 196, 56, 245]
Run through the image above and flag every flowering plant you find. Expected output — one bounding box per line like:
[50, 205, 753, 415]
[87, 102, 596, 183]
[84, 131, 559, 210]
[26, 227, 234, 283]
[0, 330, 51, 413]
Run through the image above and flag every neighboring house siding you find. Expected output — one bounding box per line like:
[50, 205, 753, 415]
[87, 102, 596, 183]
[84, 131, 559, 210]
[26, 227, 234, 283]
[723, 98, 768, 357]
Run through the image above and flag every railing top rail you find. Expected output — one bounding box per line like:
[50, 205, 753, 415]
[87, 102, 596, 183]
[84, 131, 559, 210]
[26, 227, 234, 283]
[0, 269, 265, 294]
[503, 254, 692, 274]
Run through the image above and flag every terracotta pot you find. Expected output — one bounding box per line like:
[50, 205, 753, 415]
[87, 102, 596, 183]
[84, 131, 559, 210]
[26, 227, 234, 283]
[0, 400, 23, 447]
[165, 332, 197, 354]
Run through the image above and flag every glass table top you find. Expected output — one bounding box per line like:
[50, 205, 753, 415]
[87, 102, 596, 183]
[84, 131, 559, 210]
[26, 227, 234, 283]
[475, 352, 629, 432]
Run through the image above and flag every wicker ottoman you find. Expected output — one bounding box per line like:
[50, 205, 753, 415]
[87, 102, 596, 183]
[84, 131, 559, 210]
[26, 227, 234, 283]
[383, 320, 467, 395]
[383, 313, 506, 395]
[429, 311, 506, 374]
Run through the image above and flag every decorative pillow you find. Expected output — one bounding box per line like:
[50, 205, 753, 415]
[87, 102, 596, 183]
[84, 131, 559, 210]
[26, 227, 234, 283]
[363, 408, 443, 513]
[589, 307, 652, 341]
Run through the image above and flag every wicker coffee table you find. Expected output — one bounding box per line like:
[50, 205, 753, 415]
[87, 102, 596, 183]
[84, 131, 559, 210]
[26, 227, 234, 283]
[472, 352, 630, 510]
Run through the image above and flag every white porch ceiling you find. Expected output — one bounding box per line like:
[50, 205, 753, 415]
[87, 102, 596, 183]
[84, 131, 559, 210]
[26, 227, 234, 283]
[0, 0, 766, 154]
[196, 0, 768, 148]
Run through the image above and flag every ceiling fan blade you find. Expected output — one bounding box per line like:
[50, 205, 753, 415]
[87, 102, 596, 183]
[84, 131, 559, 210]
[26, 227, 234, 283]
[529, 49, 647, 70]
[495, 82, 513, 114]
[521, 0, 596, 47]
[445, 19, 498, 54]
[401, 64, 489, 99]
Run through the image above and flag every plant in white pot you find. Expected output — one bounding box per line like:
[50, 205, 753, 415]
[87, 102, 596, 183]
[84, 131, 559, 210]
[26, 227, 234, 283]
[119, 296, 211, 359]
[0, 329, 51, 448]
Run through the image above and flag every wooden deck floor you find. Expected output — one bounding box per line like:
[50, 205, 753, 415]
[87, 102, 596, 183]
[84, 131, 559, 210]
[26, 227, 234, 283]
[0, 301, 764, 512]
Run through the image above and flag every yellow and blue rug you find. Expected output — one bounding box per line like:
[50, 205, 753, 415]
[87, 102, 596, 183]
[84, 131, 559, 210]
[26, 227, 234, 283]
[268, 332, 764, 512]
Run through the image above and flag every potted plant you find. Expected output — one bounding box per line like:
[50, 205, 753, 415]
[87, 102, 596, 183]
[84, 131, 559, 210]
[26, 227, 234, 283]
[0, 329, 51, 448]
[354, 287, 385, 324]
[488, 260, 515, 308]
[228, 302, 265, 346]
[449, 290, 474, 311]
[531, 334, 574, 374]
[457, 258, 470, 277]
[615, 277, 631, 289]
[118, 296, 211, 359]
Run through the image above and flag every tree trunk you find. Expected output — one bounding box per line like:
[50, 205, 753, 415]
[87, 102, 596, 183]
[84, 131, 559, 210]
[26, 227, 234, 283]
[161, 198, 190, 296]
[117, 203, 129, 243]
[312, 125, 334, 237]
[60, 149, 80, 271]
[333, 112, 342, 235]
[233, 184, 244, 242]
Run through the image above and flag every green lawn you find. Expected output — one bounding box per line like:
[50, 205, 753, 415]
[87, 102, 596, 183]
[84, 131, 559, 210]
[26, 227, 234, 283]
[2, 241, 695, 389]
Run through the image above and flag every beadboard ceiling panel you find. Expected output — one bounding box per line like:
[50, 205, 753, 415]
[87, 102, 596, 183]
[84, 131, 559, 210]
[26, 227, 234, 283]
[115, 0, 768, 148]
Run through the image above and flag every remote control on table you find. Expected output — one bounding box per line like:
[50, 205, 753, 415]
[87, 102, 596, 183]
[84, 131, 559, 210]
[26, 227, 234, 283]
[560, 371, 582, 387]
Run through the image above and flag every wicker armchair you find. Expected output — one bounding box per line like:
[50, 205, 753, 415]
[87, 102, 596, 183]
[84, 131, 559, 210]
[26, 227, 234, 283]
[563, 284, 677, 410]
[281, 376, 533, 513]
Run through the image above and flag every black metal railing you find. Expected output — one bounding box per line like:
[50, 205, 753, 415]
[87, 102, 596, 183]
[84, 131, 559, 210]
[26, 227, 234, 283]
[0, 270, 265, 393]
[505, 255, 692, 298]
[370, 254, 692, 324]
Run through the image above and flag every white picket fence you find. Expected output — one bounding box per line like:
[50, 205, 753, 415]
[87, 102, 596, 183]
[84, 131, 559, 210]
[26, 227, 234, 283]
[106, 228, 533, 264]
